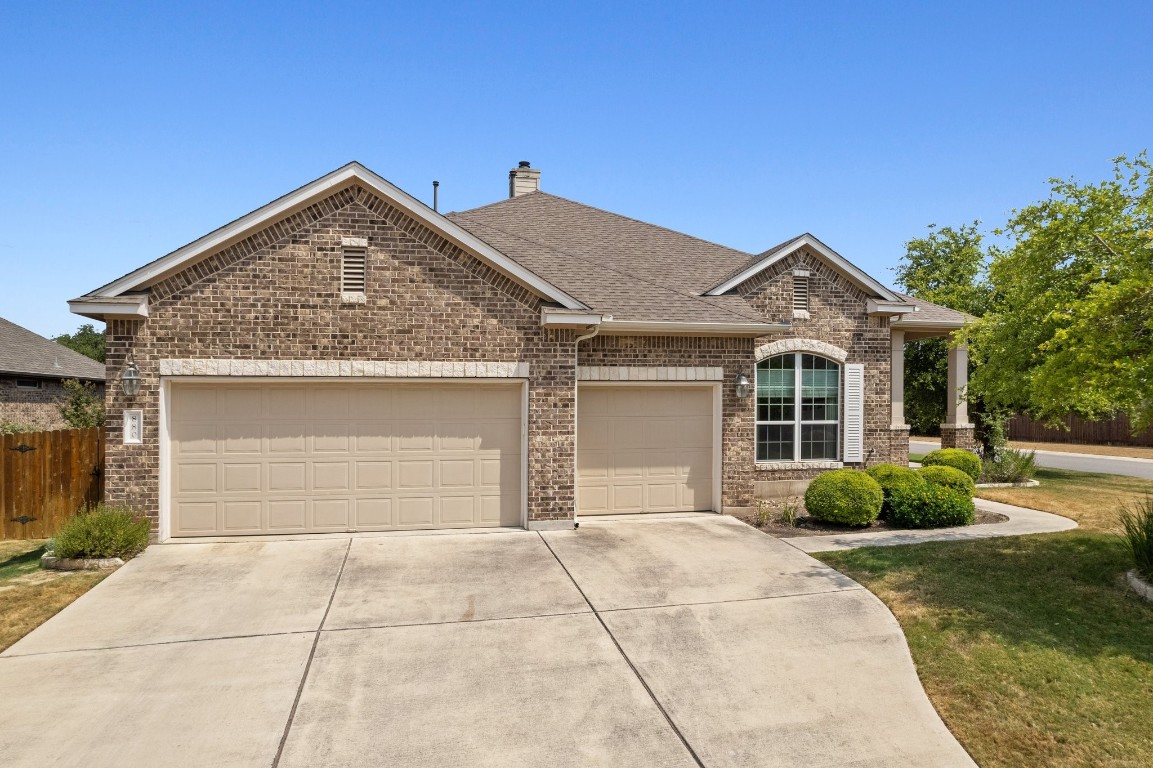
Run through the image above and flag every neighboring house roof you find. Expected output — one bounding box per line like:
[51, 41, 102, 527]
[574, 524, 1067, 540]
[69, 162, 587, 319]
[0, 317, 106, 381]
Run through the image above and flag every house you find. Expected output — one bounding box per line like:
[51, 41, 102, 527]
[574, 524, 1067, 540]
[68, 162, 970, 540]
[0, 316, 106, 430]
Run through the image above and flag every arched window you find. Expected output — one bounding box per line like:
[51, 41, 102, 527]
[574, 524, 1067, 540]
[756, 353, 840, 461]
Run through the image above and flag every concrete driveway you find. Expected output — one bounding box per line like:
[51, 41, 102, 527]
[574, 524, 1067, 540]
[0, 515, 975, 768]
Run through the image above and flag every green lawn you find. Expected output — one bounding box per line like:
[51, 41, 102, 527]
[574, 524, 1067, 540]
[816, 466, 1153, 767]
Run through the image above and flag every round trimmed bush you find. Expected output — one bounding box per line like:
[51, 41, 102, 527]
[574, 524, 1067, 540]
[921, 448, 981, 481]
[865, 463, 928, 517]
[889, 482, 976, 528]
[917, 464, 976, 497]
[803, 469, 883, 526]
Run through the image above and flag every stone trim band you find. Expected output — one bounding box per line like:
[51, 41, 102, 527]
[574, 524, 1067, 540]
[577, 366, 724, 382]
[158, 359, 530, 378]
[754, 338, 849, 363]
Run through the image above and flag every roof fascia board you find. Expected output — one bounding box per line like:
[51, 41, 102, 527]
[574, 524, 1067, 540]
[867, 299, 917, 316]
[68, 296, 149, 321]
[89, 163, 586, 310]
[540, 309, 604, 328]
[706, 235, 900, 301]
[599, 319, 790, 336]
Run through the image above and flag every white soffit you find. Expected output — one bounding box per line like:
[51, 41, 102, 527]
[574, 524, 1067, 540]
[706, 234, 901, 302]
[79, 162, 586, 310]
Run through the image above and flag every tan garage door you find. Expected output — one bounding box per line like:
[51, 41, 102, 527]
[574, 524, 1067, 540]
[577, 385, 714, 515]
[169, 382, 522, 536]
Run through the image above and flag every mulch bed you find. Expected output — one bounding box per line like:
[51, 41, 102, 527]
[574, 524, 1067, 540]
[731, 502, 1009, 538]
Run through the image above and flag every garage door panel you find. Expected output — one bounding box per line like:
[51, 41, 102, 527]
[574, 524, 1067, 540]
[268, 500, 307, 530]
[171, 383, 522, 536]
[269, 462, 307, 492]
[577, 386, 714, 515]
[222, 501, 262, 531]
[222, 464, 261, 493]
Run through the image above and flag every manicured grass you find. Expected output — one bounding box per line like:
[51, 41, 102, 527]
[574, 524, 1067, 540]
[818, 532, 1153, 768]
[0, 539, 107, 652]
[909, 452, 926, 462]
[815, 466, 1153, 766]
[978, 467, 1153, 532]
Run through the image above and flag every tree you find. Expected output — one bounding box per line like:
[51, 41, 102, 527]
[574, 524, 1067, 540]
[53, 323, 105, 363]
[58, 379, 105, 429]
[965, 154, 1153, 429]
[893, 223, 989, 435]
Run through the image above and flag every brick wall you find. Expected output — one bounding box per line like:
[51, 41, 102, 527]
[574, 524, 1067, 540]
[0, 377, 104, 431]
[739, 248, 896, 484]
[105, 185, 578, 531]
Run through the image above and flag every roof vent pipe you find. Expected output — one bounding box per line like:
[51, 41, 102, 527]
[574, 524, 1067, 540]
[509, 161, 541, 198]
[432, 180, 439, 212]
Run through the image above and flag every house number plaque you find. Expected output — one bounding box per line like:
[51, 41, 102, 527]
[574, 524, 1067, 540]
[123, 409, 144, 445]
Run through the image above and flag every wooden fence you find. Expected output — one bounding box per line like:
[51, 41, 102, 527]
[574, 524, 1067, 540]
[1008, 412, 1153, 448]
[0, 427, 105, 540]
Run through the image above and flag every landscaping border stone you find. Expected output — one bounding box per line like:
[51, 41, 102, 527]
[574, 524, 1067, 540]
[1126, 570, 1153, 603]
[41, 554, 124, 571]
[975, 479, 1041, 489]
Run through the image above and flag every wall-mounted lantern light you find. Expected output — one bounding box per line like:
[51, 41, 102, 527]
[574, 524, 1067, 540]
[734, 372, 751, 399]
[120, 362, 141, 399]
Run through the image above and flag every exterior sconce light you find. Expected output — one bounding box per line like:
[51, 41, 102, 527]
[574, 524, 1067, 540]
[120, 361, 141, 399]
[734, 372, 751, 399]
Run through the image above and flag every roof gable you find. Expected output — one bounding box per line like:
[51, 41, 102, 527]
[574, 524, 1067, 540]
[705, 233, 902, 301]
[70, 163, 585, 319]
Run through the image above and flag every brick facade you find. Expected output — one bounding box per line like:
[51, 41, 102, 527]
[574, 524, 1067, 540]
[0, 377, 104, 431]
[104, 189, 899, 533]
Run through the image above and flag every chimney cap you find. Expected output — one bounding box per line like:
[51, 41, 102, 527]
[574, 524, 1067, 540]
[518, 160, 531, 168]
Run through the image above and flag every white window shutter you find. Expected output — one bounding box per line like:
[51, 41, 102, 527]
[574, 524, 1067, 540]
[843, 363, 864, 462]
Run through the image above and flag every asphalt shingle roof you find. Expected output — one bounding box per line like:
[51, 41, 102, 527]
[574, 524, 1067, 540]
[0, 317, 106, 380]
[449, 192, 780, 323]
[891, 292, 973, 326]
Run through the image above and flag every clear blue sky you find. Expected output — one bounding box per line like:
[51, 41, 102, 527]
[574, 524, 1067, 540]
[2, 1, 1150, 337]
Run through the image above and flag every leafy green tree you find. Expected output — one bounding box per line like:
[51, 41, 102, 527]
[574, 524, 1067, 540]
[893, 223, 989, 435]
[53, 323, 105, 363]
[58, 379, 105, 429]
[965, 154, 1153, 429]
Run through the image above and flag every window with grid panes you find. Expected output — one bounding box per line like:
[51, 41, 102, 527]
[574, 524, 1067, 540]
[755, 353, 840, 461]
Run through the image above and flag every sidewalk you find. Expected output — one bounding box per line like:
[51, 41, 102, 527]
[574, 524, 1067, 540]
[781, 499, 1077, 554]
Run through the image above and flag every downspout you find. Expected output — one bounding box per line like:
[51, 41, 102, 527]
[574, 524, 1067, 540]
[572, 323, 601, 529]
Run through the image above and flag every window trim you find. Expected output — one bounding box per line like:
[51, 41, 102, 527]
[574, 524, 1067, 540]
[754, 352, 841, 464]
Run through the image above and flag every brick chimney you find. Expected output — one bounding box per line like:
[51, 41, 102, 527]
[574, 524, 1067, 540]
[508, 161, 541, 198]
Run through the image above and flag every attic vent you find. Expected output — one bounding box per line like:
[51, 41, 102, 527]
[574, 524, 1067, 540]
[792, 269, 810, 317]
[341, 248, 367, 300]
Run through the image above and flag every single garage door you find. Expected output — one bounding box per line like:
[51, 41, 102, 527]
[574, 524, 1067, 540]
[577, 385, 715, 515]
[169, 382, 522, 536]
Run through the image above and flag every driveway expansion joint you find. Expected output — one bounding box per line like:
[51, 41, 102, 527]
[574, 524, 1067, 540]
[272, 537, 352, 768]
[593, 584, 866, 614]
[537, 532, 706, 768]
[0, 630, 317, 659]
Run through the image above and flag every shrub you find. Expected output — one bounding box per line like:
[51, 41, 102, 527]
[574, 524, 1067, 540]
[0, 421, 38, 435]
[1119, 494, 1153, 581]
[53, 504, 150, 560]
[889, 482, 976, 528]
[921, 448, 981, 481]
[865, 464, 927, 517]
[980, 447, 1037, 483]
[917, 464, 977, 497]
[804, 470, 883, 526]
[58, 379, 105, 429]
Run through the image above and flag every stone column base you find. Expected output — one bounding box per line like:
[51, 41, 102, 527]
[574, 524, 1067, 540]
[940, 424, 978, 452]
[888, 425, 911, 465]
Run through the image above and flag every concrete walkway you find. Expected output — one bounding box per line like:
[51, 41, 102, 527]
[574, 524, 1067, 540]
[0, 515, 975, 768]
[783, 498, 1077, 553]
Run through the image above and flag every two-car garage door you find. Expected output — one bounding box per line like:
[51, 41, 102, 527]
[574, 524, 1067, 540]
[169, 382, 522, 537]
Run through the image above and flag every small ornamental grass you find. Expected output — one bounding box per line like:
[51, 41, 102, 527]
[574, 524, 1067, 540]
[804, 469, 883, 527]
[52, 504, 150, 560]
[921, 448, 981, 482]
[1118, 494, 1153, 581]
[980, 447, 1037, 483]
[917, 464, 977, 497]
[865, 464, 926, 518]
[889, 482, 976, 529]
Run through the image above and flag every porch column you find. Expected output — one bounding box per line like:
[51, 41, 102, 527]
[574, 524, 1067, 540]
[887, 329, 910, 465]
[891, 329, 907, 428]
[940, 340, 977, 450]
